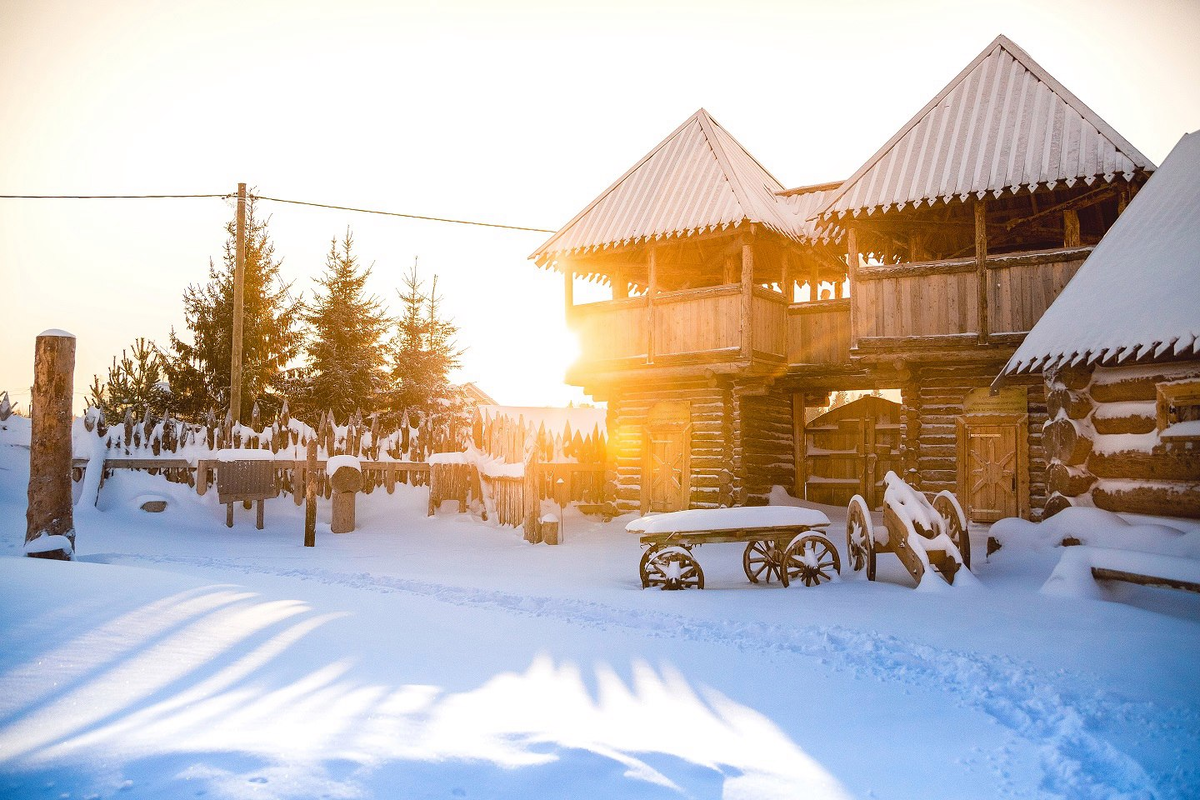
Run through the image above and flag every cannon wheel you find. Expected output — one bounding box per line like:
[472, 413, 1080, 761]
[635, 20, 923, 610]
[784, 534, 841, 587]
[743, 540, 786, 585]
[847, 495, 876, 581]
[643, 546, 705, 590]
[934, 491, 971, 570]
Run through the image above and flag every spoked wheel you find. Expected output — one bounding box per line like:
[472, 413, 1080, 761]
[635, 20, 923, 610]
[783, 534, 841, 587]
[846, 495, 877, 581]
[638, 544, 664, 588]
[643, 546, 705, 590]
[743, 540, 786, 585]
[934, 491, 971, 570]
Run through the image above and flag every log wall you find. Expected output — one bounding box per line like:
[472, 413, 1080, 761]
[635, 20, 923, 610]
[1043, 360, 1200, 519]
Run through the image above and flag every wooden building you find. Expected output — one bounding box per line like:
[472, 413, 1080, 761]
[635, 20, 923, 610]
[998, 129, 1200, 519]
[530, 35, 1155, 521]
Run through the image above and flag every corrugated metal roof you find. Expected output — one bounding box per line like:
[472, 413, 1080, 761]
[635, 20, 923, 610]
[1001, 130, 1200, 377]
[776, 182, 844, 245]
[531, 110, 811, 263]
[819, 35, 1155, 220]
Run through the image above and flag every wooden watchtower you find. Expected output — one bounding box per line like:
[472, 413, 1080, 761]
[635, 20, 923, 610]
[532, 35, 1155, 522]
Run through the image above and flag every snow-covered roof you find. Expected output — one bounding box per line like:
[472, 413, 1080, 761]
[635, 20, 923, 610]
[531, 109, 812, 264]
[1001, 130, 1200, 376]
[818, 35, 1154, 220]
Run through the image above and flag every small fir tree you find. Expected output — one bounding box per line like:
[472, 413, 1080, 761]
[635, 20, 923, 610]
[87, 338, 171, 424]
[299, 230, 391, 421]
[388, 261, 462, 414]
[165, 195, 304, 421]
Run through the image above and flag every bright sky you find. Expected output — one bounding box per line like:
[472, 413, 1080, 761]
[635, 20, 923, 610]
[1, 0, 1198, 413]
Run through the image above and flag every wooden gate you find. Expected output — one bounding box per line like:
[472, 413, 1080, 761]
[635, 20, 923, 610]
[642, 401, 692, 513]
[803, 396, 901, 509]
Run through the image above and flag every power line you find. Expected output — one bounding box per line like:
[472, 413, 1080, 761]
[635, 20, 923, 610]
[0, 193, 232, 200]
[250, 194, 555, 233]
[0, 190, 558, 234]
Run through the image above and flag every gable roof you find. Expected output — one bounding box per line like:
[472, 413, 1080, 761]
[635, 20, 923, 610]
[530, 109, 808, 264]
[1001, 130, 1200, 377]
[819, 35, 1155, 220]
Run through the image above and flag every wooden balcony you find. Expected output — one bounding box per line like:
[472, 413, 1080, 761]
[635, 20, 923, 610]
[566, 246, 1092, 382]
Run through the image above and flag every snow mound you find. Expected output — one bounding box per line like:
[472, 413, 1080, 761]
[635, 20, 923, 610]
[992, 507, 1200, 558]
[1042, 545, 1200, 600]
[327, 454, 362, 472]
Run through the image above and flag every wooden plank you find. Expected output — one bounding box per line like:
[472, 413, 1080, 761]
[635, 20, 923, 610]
[975, 198, 988, 343]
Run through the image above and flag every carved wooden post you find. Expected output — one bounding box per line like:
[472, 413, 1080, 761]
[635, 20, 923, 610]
[975, 198, 988, 344]
[330, 457, 362, 534]
[740, 235, 754, 361]
[646, 246, 658, 365]
[304, 440, 317, 547]
[845, 224, 859, 348]
[25, 330, 76, 560]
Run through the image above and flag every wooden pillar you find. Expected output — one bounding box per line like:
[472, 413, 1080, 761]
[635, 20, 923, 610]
[230, 182, 247, 424]
[612, 265, 628, 299]
[646, 247, 657, 364]
[563, 265, 574, 316]
[1063, 209, 1081, 247]
[26, 330, 76, 560]
[1116, 184, 1129, 215]
[781, 252, 793, 302]
[846, 224, 859, 348]
[975, 199, 988, 344]
[792, 394, 806, 499]
[740, 236, 754, 360]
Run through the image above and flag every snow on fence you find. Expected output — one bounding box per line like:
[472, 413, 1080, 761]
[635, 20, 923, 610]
[72, 401, 468, 502]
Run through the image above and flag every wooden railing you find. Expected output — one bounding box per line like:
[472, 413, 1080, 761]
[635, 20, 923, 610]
[788, 299, 851, 366]
[853, 246, 1091, 348]
[751, 288, 787, 358]
[654, 285, 741, 357]
[572, 296, 649, 364]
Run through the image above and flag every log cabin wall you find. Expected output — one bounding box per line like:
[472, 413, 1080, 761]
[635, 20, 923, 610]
[734, 385, 795, 504]
[902, 363, 1049, 520]
[604, 379, 734, 515]
[1043, 360, 1200, 519]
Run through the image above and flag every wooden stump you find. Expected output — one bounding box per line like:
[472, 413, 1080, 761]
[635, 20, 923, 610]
[330, 463, 362, 534]
[541, 518, 560, 546]
[25, 330, 76, 560]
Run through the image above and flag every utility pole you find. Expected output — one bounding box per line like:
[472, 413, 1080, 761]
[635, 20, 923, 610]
[230, 182, 247, 424]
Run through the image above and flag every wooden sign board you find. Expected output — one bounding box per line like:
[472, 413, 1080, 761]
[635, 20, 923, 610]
[962, 387, 1026, 417]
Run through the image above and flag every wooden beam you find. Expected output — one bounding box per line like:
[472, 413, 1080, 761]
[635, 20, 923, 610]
[647, 246, 657, 364]
[1004, 183, 1116, 232]
[793, 394, 806, 499]
[781, 251, 792, 302]
[975, 199, 988, 344]
[846, 224, 859, 349]
[563, 264, 574, 316]
[740, 237, 754, 360]
[1063, 209, 1081, 248]
[611, 264, 628, 299]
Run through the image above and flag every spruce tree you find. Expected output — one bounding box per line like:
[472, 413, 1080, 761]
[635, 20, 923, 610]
[388, 261, 462, 413]
[86, 338, 170, 424]
[300, 230, 390, 420]
[166, 196, 303, 421]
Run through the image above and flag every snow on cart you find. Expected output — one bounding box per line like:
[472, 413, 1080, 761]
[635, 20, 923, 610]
[845, 471, 971, 586]
[626, 506, 838, 590]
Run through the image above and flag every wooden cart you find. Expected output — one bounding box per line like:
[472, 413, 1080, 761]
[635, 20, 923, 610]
[627, 507, 841, 590]
[845, 472, 971, 586]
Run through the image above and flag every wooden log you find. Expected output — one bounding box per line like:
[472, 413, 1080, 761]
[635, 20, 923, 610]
[1093, 484, 1200, 519]
[1090, 374, 1170, 403]
[1046, 364, 1092, 391]
[1091, 412, 1156, 436]
[1043, 417, 1093, 466]
[975, 198, 988, 343]
[1045, 388, 1094, 421]
[1042, 492, 1074, 519]
[25, 331, 76, 559]
[1047, 462, 1096, 497]
[1088, 449, 1200, 482]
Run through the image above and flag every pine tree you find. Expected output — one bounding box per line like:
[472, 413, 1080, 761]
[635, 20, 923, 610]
[299, 230, 391, 421]
[87, 338, 171, 424]
[165, 196, 303, 421]
[388, 261, 462, 414]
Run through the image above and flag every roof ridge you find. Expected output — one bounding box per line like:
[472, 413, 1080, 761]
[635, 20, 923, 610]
[816, 34, 1155, 219]
[529, 110, 707, 261]
[694, 110, 758, 227]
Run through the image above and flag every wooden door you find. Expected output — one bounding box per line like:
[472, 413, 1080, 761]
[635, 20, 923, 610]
[963, 425, 1018, 522]
[645, 430, 688, 512]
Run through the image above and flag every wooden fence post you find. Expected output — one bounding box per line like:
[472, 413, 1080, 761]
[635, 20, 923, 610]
[304, 440, 317, 547]
[25, 330, 76, 560]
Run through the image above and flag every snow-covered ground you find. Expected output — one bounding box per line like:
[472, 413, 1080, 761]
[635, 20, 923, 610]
[1, 418, 1198, 799]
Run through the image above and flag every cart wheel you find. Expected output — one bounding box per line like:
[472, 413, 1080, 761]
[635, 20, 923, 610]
[644, 546, 705, 590]
[638, 544, 664, 589]
[847, 495, 876, 581]
[784, 534, 841, 587]
[743, 540, 785, 585]
[934, 491, 971, 570]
